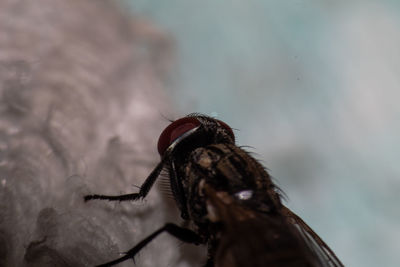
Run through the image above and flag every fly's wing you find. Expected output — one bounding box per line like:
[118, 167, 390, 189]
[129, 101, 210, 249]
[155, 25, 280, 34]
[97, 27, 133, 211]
[214, 211, 319, 267]
[282, 206, 344, 267]
[204, 186, 320, 267]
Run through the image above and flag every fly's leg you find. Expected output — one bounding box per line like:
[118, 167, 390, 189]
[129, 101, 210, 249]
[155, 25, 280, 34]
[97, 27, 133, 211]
[84, 159, 165, 202]
[95, 223, 203, 267]
[203, 239, 216, 267]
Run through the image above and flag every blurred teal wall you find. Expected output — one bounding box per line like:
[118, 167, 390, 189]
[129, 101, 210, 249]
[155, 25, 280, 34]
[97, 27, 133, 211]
[120, 1, 400, 266]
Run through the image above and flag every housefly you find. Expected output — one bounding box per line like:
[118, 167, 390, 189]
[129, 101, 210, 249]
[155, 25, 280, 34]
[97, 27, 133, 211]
[84, 113, 344, 267]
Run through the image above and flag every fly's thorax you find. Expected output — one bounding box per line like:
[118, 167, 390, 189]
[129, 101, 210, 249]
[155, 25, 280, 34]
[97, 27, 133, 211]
[182, 146, 222, 224]
[182, 143, 280, 225]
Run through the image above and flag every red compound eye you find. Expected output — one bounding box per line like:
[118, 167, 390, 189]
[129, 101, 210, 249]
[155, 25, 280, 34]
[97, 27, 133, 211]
[216, 119, 235, 142]
[157, 117, 201, 155]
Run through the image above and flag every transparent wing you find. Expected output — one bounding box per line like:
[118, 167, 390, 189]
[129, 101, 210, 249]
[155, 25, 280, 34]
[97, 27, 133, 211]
[282, 206, 344, 267]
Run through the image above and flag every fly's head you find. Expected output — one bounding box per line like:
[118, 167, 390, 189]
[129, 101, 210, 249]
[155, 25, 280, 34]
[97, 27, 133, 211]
[157, 114, 235, 159]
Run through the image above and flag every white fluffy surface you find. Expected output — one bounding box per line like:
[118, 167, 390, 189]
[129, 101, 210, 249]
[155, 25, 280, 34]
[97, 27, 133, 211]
[0, 1, 203, 266]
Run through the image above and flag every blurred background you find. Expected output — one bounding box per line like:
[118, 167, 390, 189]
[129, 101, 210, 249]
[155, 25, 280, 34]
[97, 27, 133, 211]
[119, 1, 400, 266]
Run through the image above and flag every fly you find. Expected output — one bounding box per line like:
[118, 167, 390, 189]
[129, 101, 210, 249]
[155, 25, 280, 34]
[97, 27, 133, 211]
[84, 113, 344, 267]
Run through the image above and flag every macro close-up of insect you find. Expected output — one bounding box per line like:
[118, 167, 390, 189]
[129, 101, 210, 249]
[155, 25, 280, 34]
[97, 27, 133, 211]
[3, 1, 398, 266]
[84, 113, 344, 267]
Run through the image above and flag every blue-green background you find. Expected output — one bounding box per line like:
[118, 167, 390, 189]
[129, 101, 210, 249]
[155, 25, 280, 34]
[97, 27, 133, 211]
[120, 1, 400, 266]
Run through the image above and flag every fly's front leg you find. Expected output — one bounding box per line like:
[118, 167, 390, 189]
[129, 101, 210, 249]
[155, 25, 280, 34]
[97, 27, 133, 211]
[84, 158, 165, 202]
[95, 223, 204, 267]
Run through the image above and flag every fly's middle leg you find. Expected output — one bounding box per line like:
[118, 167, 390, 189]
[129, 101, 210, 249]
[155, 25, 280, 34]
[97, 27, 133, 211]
[94, 223, 203, 266]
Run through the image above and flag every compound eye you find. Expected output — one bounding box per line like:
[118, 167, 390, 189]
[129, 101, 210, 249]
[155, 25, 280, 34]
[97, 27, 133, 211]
[216, 119, 235, 142]
[157, 117, 201, 155]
